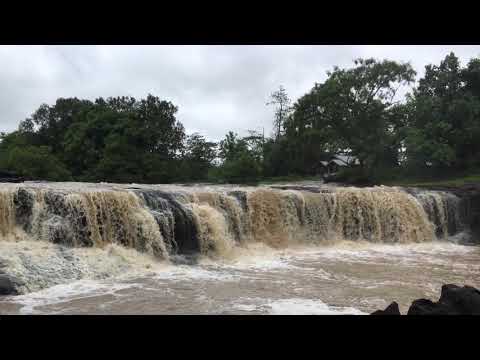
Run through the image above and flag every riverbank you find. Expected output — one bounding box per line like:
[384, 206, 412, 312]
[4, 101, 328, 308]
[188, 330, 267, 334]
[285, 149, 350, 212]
[383, 174, 480, 188]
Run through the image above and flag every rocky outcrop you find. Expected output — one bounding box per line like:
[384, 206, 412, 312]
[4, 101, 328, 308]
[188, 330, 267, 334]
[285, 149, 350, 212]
[408, 284, 480, 315]
[371, 301, 401, 315]
[372, 284, 480, 315]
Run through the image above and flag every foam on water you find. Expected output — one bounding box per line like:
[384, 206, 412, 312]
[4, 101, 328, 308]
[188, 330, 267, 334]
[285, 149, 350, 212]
[153, 265, 237, 282]
[232, 298, 366, 315]
[11, 279, 139, 314]
[267, 298, 367, 315]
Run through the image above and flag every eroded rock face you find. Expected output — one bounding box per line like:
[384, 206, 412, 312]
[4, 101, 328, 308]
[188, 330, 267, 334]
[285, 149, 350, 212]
[412, 184, 480, 244]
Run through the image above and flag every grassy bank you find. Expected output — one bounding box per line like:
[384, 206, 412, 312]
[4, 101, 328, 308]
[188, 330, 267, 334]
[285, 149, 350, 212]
[176, 173, 480, 189]
[382, 174, 480, 188]
[258, 175, 323, 185]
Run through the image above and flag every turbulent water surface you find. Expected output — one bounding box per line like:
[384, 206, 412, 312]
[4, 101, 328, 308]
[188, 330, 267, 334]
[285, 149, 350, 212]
[0, 181, 478, 315]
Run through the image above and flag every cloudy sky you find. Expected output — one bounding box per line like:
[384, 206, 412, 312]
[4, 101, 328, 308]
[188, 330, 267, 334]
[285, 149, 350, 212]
[1, 45, 480, 140]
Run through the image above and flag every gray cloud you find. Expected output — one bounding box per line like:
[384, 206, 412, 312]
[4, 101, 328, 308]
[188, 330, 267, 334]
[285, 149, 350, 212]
[1, 45, 480, 140]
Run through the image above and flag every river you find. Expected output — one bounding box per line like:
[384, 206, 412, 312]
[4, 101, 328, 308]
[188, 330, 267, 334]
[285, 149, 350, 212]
[0, 181, 478, 314]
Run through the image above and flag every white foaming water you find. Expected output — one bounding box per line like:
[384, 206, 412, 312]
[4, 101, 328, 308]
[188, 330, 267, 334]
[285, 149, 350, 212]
[153, 265, 237, 282]
[267, 299, 367, 315]
[0, 240, 478, 314]
[0, 240, 166, 293]
[232, 298, 366, 315]
[13, 279, 139, 314]
[285, 238, 479, 263]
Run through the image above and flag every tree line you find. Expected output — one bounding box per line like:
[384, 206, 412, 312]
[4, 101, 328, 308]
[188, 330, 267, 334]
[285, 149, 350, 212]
[1, 52, 479, 184]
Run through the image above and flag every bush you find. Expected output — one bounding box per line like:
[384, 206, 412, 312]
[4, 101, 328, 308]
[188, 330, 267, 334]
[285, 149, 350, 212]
[2, 145, 72, 181]
[218, 154, 262, 184]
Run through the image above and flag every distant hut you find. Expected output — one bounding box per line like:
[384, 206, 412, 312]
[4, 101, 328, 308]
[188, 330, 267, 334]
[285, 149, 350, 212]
[317, 154, 360, 177]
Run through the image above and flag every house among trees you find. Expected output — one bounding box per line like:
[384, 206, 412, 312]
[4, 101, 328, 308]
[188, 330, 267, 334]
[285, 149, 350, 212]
[318, 154, 360, 176]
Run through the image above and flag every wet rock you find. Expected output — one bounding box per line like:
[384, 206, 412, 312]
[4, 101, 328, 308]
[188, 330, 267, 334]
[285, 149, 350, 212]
[407, 284, 480, 315]
[371, 301, 401, 315]
[0, 274, 20, 296]
[407, 298, 455, 315]
[134, 190, 200, 254]
[13, 188, 34, 231]
[438, 284, 480, 314]
[412, 184, 480, 244]
[371, 284, 480, 315]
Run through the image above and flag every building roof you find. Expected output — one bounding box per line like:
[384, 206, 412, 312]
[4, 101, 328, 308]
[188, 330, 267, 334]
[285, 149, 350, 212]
[332, 154, 359, 166]
[318, 154, 360, 168]
[331, 159, 348, 166]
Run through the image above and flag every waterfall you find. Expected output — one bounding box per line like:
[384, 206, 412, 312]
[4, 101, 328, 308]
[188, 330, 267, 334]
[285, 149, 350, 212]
[0, 188, 15, 238]
[0, 184, 468, 256]
[0, 182, 470, 294]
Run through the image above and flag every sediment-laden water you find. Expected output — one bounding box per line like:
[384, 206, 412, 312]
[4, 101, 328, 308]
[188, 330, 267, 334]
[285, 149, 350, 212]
[0, 181, 478, 314]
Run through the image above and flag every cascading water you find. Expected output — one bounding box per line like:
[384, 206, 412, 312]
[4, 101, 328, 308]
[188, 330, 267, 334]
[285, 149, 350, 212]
[0, 182, 470, 295]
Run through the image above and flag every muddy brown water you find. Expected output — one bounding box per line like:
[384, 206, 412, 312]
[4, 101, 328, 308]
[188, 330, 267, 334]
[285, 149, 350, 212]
[1, 241, 478, 315]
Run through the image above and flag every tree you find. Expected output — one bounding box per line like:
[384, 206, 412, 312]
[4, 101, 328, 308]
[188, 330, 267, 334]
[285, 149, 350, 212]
[217, 131, 262, 183]
[1, 95, 188, 183]
[267, 85, 291, 140]
[405, 53, 480, 170]
[219, 131, 248, 161]
[0, 131, 71, 181]
[220, 152, 262, 183]
[463, 58, 480, 98]
[242, 129, 264, 162]
[289, 58, 416, 177]
[179, 133, 217, 181]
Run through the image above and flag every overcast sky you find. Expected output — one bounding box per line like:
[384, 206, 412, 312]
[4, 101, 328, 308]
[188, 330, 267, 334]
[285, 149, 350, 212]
[1, 45, 480, 140]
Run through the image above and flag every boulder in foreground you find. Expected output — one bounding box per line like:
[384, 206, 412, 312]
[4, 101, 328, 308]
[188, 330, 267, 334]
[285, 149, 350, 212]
[372, 284, 480, 315]
[407, 284, 480, 315]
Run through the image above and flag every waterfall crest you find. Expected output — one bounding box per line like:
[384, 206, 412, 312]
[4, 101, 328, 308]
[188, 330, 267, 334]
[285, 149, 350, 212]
[0, 183, 467, 258]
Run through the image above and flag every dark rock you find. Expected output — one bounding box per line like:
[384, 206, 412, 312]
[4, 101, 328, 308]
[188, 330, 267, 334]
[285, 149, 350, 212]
[371, 301, 401, 315]
[438, 284, 480, 315]
[0, 275, 20, 296]
[406, 184, 480, 244]
[14, 188, 35, 231]
[407, 284, 480, 315]
[407, 298, 456, 315]
[371, 284, 480, 315]
[134, 190, 200, 255]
